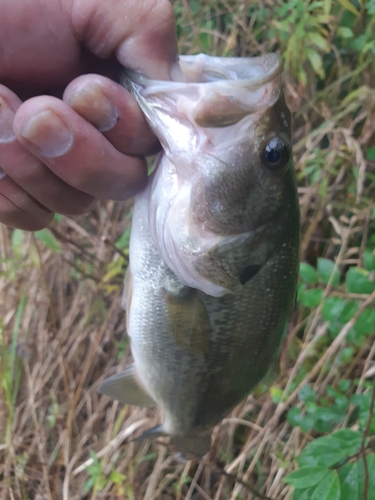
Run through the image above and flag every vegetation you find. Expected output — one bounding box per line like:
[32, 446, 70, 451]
[1, 1, 374, 498]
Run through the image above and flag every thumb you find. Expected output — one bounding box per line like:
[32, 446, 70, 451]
[71, 0, 179, 80]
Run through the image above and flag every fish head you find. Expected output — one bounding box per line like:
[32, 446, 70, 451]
[124, 54, 299, 296]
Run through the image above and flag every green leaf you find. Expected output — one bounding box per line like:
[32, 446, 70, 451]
[115, 227, 131, 250]
[345, 267, 375, 294]
[300, 263, 319, 284]
[311, 470, 340, 500]
[270, 386, 284, 403]
[367, 146, 375, 161]
[350, 392, 375, 433]
[297, 436, 346, 467]
[298, 385, 317, 403]
[366, 0, 375, 14]
[109, 469, 126, 484]
[11, 229, 26, 258]
[306, 48, 324, 78]
[313, 405, 345, 425]
[287, 407, 303, 425]
[199, 32, 213, 53]
[306, 32, 330, 52]
[338, 462, 359, 500]
[341, 301, 359, 322]
[322, 296, 345, 321]
[293, 487, 316, 500]
[350, 34, 367, 52]
[35, 229, 61, 253]
[340, 347, 354, 363]
[353, 308, 375, 337]
[287, 407, 316, 432]
[284, 466, 329, 489]
[338, 380, 350, 392]
[318, 258, 340, 285]
[338, 0, 359, 15]
[364, 249, 375, 271]
[337, 26, 354, 38]
[357, 454, 375, 498]
[351, 393, 369, 410]
[83, 477, 94, 492]
[313, 418, 332, 433]
[330, 429, 362, 455]
[301, 288, 324, 307]
[359, 409, 375, 434]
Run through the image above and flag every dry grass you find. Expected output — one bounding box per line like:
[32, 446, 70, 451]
[1, 1, 375, 499]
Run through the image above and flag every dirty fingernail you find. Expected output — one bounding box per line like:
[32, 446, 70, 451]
[0, 96, 16, 144]
[20, 110, 73, 158]
[68, 86, 119, 132]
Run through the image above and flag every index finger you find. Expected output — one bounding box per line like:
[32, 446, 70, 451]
[71, 0, 180, 80]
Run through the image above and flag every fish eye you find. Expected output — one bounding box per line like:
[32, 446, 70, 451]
[262, 137, 290, 171]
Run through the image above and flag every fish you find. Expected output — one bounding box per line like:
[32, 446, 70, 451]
[98, 53, 300, 457]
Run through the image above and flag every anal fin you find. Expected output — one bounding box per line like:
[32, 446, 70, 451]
[97, 364, 156, 407]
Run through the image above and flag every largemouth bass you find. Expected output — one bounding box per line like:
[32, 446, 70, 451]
[98, 54, 300, 456]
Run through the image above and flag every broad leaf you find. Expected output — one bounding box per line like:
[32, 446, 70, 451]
[329, 429, 362, 454]
[301, 288, 324, 308]
[293, 487, 316, 499]
[357, 454, 375, 498]
[300, 263, 319, 284]
[311, 470, 341, 500]
[298, 384, 317, 403]
[297, 436, 346, 467]
[284, 466, 329, 489]
[345, 267, 375, 294]
[35, 229, 61, 253]
[338, 462, 359, 500]
[318, 258, 340, 285]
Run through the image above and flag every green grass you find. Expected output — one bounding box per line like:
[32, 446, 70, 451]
[1, 1, 374, 499]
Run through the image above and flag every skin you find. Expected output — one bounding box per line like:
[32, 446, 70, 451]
[0, 0, 178, 230]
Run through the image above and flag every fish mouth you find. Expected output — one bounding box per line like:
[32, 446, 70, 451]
[124, 53, 283, 92]
[123, 54, 283, 128]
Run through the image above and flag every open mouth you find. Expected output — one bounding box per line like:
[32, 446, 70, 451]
[123, 53, 283, 92]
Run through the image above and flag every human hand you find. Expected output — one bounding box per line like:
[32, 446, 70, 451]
[0, 0, 178, 230]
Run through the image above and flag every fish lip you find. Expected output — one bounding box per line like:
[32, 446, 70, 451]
[123, 53, 283, 92]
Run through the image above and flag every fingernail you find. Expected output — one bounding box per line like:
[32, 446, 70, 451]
[20, 109, 73, 158]
[68, 86, 119, 132]
[0, 167, 6, 179]
[0, 96, 16, 144]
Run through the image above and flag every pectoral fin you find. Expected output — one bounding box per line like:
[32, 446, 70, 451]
[97, 364, 155, 407]
[239, 264, 262, 285]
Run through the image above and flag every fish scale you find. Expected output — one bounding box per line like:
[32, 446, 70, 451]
[98, 53, 300, 456]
